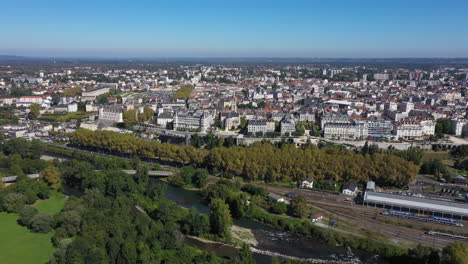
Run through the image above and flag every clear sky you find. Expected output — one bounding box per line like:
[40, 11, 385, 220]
[1, 0, 468, 58]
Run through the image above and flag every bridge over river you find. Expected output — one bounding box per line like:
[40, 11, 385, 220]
[1, 170, 173, 184]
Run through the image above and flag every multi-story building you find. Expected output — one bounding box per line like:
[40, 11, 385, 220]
[393, 122, 423, 140]
[298, 109, 315, 122]
[452, 119, 468, 136]
[68, 102, 78, 113]
[156, 112, 174, 127]
[366, 119, 393, 138]
[374, 73, 389, 81]
[320, 113, 350, 128]
[19, 96, 43, 104]
[99, 106, 124, 123]
[393, 118, 434, 140]
[247, 120, 275, 134]
[400, 102, 414, 113]
[173, 111, 214, 132]
[420, 119, 435, 136]
[280, 117, 296, 135]
[220, 112, 240, 130]
[323, 123, 364, 140]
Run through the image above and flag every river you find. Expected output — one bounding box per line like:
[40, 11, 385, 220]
[44, 152, 386, 264]
[160, 180, 387, 264]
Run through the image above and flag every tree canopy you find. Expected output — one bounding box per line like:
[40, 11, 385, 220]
[70, 129, 420, 188]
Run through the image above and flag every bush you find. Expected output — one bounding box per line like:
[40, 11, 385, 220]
[241, 184, 268, 197]
[1, 193, 27, 213]
[18, 205, 39, 226]
[30, 213, 56, 233]
[271, 202, 287, 214]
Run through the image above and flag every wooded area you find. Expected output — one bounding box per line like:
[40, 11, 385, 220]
[70, 129, 420, 187]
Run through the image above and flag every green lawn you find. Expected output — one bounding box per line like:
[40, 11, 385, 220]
[421, 151, 452, 163]
[39, 112, 89, 122]
[33, 192, 67, 215]
[0, 213, 55, 264]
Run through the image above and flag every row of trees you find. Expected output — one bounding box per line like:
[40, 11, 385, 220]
[70, 129, 420, 187]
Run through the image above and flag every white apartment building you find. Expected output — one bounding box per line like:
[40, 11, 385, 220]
[393, 119, 435, 140]
[451, 119, 468, 136]
[280, 118, 296, 135]
[68, 102, 78, 113]
[156, 112, 174, 127]
[247, 120, 275, 134]
[19, 96, 43, 104]
[394, 122, 423, 139]
[320, 113, 351, 128]
[323, 122, 367, 140]
[366, 119, 393, 138]
[99, 107, 124, 123]
[420, 120, 435, 135]
[298, 109, 315, 122]
[174, 111, 214, 132]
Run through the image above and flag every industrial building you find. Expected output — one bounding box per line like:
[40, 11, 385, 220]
[363, 191, 468, 219]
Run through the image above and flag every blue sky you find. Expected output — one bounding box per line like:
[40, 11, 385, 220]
[1, 0, 468, 57]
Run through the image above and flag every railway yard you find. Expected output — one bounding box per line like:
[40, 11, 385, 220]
[257, 184, 468, 249]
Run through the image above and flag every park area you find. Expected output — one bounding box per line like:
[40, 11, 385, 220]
[0, 192, 67, 264]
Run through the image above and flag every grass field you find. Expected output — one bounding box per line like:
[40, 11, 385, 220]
[39, 112, 89, 122]
[0, 213, 55, 264]
[33, 192, 67, 215]
[421, 151, 452, 163]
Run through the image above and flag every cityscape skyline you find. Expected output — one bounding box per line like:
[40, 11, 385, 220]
[1, 0, 468, 58]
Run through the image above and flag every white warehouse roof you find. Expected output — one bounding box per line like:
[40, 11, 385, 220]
[364, 191, 468, 216]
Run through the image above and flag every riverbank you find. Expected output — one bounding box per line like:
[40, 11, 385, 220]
[231, 225, 258, 246]
[187, 235, 362, 264]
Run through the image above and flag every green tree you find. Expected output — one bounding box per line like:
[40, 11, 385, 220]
[209, 198, 232, 239]
[451, 145, 468, 158]
[18, 205, 39, 226]
[228, 193, 248, 218]
[180, 208, 210, 236]
[288, 195, 307, 218]
[442, 242, 468, 264]
[420, 159, 449, 181]
[2, 193, 27, 212]
[40, 165, 62, 190]
[192, 169, 208, 188]
[123, 109, 138, 125]
[30, 213, 55, 233]
[10, 164, 25, 177]
[271, 201, 288, 214]
[435, 119, 452, 136]
[233, 243, 255, 264]
[56, 210, 82, 236]
[29, 103, 40, 119]
[143, 106, 155, 121]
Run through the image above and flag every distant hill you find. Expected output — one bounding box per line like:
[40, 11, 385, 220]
[0, 55, 468, 65]
[0, 55, 26, 59]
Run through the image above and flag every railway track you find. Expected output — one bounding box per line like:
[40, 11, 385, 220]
[266, 189, 452, 248]
[310, 201, 453, 248]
